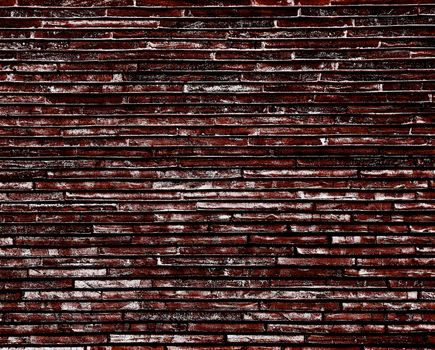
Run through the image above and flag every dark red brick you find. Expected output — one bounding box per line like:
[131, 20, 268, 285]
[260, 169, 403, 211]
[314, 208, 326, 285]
[0, 0, 433, 348]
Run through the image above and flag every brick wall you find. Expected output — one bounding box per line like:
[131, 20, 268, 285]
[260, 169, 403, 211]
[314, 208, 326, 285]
[0, 0, 434, 348]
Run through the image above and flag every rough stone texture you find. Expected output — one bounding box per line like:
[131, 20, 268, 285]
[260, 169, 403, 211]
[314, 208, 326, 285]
[0, 0, 434, 348]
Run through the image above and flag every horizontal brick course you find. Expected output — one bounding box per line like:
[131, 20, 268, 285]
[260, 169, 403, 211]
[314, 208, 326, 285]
[0, 0, 434, 348]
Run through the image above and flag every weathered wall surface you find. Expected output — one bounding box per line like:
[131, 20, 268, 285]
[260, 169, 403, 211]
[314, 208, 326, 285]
[0, 0, 434, 348]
